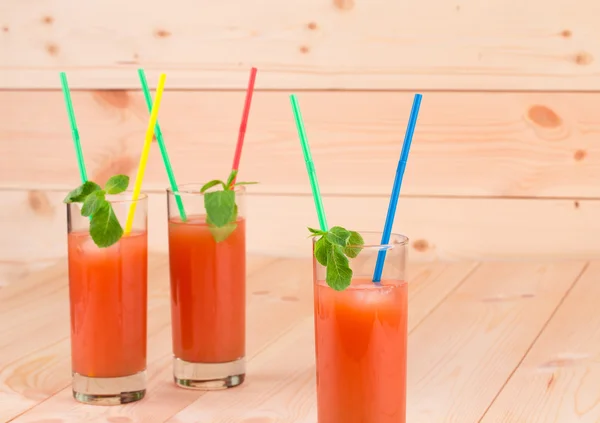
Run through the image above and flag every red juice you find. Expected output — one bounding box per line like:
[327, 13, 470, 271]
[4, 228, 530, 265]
[314, 278, 408, 423]
[68, 231, 148, 378]
[168, 215, 246, 363]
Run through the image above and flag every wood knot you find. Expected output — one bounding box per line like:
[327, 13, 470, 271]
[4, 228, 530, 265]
[333, 0, 354, 10]
[307, 22, 318, 30]
[93, 90, 130, 109]
[28, 191, 54, 217]
[2, 25, 9, 33]
[560, 29, 572, 38]
[574, 52, 593, 65]
[281, 296, 299, 302]
[574, 201, 580, 209]
[412, 239, 429, 252]
[539, 354, 589, 370]
[573, 149, 586, 161]
[527, 105, 562, 128]
[45, 43, 59, 56]
[546, 373, 555, 390]
[93, 155, 136, 187]
[42, 15, 54, 25]
[456, 5, 461, 11]
[155, 29, 171, 38]
[299, 45, 310, 54]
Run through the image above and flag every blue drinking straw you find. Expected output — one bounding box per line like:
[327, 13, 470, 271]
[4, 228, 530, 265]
[372, 93, 422, 283]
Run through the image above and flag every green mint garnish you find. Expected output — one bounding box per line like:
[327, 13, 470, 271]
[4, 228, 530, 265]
[309, 226, 364, 291]
[104, 175, 129, 194]
[204, 189, 236, 227]
[90, 202, 122, 247]
[200, 169, 257, 242]
[64, 181, 102, 203]
[81, 190, 106, 217]
[344, 230, 364, 258]
[63, 175, 130, 248]
[326, 226, 351, 247]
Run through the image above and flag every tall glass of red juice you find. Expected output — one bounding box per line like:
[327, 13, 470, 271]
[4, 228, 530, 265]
[167, 184, 246, 389]
[67, 193, 148, 405]
[313, 231, 408, 423]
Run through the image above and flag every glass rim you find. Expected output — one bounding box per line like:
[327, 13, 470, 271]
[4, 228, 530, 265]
[312, 231, 409, 249]
[65, 191, 149, 205]
[167, 183, 246, 196]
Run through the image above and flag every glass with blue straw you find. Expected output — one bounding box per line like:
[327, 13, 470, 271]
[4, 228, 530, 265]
[291, 93, 420, 423]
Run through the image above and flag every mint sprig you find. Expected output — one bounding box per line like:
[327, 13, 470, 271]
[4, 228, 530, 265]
[64, 175, 130, 248]
[200, 169, 257, 242]
[309, 226, 364, 291]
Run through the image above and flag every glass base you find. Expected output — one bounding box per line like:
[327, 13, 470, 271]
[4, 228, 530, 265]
[72, 371, 146, 405]
[173, 356, 245, 390]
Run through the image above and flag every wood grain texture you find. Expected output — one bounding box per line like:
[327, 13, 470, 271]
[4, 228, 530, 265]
[165, 262, 477, 422]
[0, 255, 293, 422]
[0, 255, 171, 422]
[406, 261, 586, 422]
[2, 90, 599, 198]
[480, 262, 600, 422]
[0, 189, 598, 288]
[1, 0, 600, 90]
[0, 257, 474, 422]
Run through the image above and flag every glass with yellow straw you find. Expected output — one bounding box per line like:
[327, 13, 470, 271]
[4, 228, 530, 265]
[62, 72, 165, 405]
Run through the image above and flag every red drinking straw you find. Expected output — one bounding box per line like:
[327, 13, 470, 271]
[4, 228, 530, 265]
[230, 67, 258, 186]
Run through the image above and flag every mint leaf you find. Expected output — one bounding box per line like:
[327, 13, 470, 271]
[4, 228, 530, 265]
[326, 246, 353, 291]
[344, 230, 364, 259]
[308, 227, 327, 237]
[204, 190, 236, 227]
[209, 222, 238, 242]
[226, 169, 238, 188]
[201, 170, 256, 243]
[206, 204, 239, 242]
[64, 181, 101, 203]
[81, 191, 106, 217]
[105, 175, 129, 194]
[326, 226, 351, 247]
[309, 226, 364, 290]
[200, 180, 225, 193]
[233, 181, 258, 186]
[314, 236, 330, 266]
[66, 176, 129, 249]
[89, 202, 123, 248]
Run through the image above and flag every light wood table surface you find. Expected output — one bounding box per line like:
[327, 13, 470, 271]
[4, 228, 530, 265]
[0, 255, 598, 422]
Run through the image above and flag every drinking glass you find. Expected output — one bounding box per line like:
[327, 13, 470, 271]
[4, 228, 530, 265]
[167, 184, 246, 389]
[313, 232, 408, 423]
[67, 193, 148, 405]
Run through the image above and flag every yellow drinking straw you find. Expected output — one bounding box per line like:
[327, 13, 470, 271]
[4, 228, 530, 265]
[124, 73, 167, 234]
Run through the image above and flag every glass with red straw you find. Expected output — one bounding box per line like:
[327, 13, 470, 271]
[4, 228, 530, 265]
[166, 67, 258, 390]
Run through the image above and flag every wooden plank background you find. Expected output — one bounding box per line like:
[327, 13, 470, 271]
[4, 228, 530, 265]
[1, 0, 599, 284]
[1, 0, 600, 90]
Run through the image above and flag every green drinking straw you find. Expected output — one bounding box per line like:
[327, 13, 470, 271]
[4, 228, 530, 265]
[60, 72, 88, 183]
[137, 68, 187, 221]
[290, 94, 328, 232]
